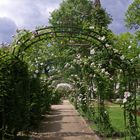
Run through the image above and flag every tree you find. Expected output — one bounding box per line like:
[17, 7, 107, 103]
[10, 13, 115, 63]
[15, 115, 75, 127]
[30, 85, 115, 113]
[114, 33, 140, 60]
[125, 0, 140, 78]
[49, 0, 112, 29]
[125, 0, 140, 30]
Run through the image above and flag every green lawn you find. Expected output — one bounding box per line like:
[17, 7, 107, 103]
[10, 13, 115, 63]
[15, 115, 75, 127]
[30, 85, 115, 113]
[89, 103, 140, 140]
[108, 104, 140, 139]
[109, 105, 125, 132]
[109, 104, 140, 128]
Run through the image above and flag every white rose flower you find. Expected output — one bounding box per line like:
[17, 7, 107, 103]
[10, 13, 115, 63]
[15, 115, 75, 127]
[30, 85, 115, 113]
[113, 49, 118, 53]
[90, 49, 95, 55]
[120, 55, 125, 60]
[35, 70, 39, 74]
[89, 74, 93, 77]
[124, 91, 131, 98]
[64, 63, 70, 68]
[98, 64, 101, 68]
[76, 54, 81, 59]
[40, 63, 44, 66]
[116, 83, 120, 90]
[104, 111, 107, 114]
[89, 26, 94, 29]
[100, 36, 105, 41]
[105, 44, 110, 47]
[123, 98, 127, 104]
[101, 68, 105, 73]
[90, 62, 95, 68]
[105, 71, 109, 76]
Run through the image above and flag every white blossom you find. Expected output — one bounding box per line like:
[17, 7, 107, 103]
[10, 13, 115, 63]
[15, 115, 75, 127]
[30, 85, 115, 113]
[88, 56, 92, 60]
[90, 49, 95, 55]
[105, 71, 109, 76]
[98, 64, 101, 68]
[90, 62, 95, 68]
[83, 98, 86, 101]
[93, 88, 97, 92]
[84, 61, 88, 65]
[78, 96, 82, 101]
[120, 55, 125, 60]
[89, 26, 94, 29]
[76, 54, 81, 59]
[73, 59, 77, 63]
[113, 49, 119, 53]
[35, 70, 39, 74]
[40, 63, 44, 66]
[116, 83, 120, 90]
[105, 44, 110, 47]
[31, 35, 35, 39]
[124, 91, 131, 98]
[99, 36, 105, 41]
[101, 68, 105, 73]
[123, 98, 127, 104]
[89, 74, 93, 77]
[110, 77, 113, 81]
[77, 60, 81, 65]
[64, 63, 70, 68]
[128, 45, 132, 49]
[104, 111, 107, 114]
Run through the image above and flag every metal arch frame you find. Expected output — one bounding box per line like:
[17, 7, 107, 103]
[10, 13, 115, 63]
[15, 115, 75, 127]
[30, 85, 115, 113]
[13, 25, 107, 57]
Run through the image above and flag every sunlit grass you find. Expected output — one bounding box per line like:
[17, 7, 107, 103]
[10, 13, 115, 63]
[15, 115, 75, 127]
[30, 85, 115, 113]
[88, 102, 140, 139]
[109, 105, 125, 132]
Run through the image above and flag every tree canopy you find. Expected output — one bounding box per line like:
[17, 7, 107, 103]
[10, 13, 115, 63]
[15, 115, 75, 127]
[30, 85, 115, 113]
[125, 0, 140, 30]
[49, 0, 112, 29]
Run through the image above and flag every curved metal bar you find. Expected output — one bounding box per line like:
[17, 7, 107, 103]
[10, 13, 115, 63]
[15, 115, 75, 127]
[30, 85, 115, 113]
[13, 26, 105, 57]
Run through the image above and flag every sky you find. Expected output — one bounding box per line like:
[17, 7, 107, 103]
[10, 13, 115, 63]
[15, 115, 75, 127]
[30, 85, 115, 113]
[0, 0, 133, 44]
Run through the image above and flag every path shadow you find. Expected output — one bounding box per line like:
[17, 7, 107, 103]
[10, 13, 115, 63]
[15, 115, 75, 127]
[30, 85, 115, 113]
[30, 132, 97, 140]
[37, 110, 63, 133]
[14, 136, 31, 140]
[50, 131, 97, 137]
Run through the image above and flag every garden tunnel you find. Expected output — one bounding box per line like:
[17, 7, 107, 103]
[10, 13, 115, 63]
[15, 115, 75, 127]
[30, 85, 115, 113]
[0, 25, 139, 139]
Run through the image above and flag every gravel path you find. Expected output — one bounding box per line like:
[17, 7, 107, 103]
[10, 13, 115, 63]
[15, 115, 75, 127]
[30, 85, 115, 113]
[30, 100, 101, 140]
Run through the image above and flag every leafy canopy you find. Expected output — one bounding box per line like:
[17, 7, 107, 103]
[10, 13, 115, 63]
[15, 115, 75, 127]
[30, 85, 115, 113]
[125, 0, 140, 30]
[49, 0, 112, 28]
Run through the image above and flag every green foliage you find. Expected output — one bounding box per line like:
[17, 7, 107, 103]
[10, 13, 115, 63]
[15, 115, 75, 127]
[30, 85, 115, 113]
[0, 1, 139, 139]
[49, 0, 112, 28]
[125, 0, 140, 30]
[51, 90, 62, 105]
[114, 33, 140, 60]
[0, 46, 53, 139]
[0, 49, 30, 138]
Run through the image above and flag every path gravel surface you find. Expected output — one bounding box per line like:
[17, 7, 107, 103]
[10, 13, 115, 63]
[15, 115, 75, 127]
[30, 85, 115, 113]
[30, 100, 101, 140]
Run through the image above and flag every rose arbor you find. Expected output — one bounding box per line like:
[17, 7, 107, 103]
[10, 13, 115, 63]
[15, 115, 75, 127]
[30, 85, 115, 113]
[10, 25, 140, 139]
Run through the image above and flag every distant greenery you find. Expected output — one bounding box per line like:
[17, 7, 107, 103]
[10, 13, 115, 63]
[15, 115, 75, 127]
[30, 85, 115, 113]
[125, 0, 140, 30]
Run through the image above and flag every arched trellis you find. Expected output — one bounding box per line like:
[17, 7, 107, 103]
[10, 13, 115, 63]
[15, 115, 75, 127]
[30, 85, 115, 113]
[11, 26, 139, 139]
[12, 26, 108, 56]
